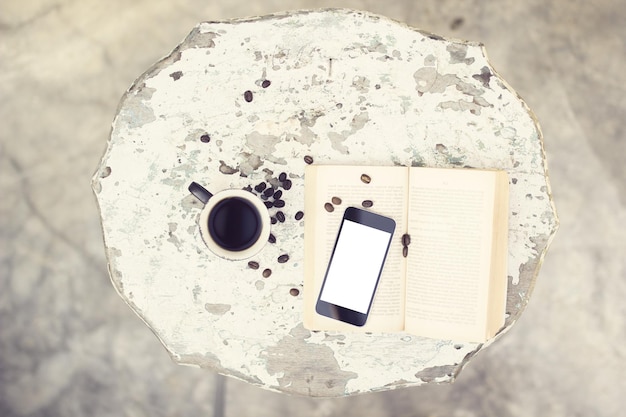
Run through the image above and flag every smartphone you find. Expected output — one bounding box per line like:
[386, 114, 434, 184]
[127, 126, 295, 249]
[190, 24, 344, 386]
[315, 207, 396, 326]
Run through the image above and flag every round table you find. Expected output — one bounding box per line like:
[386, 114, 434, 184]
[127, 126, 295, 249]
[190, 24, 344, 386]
[92, 9, 558, 397]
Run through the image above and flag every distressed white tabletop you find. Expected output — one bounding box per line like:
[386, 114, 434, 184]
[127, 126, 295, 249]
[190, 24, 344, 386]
[92, 9, 558, 397]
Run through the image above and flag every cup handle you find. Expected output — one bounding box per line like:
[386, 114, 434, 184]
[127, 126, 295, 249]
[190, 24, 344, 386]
[188, 182, 213, 205]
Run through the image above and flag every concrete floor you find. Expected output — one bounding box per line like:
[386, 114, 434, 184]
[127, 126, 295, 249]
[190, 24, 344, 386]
[1, 0, 624, 416]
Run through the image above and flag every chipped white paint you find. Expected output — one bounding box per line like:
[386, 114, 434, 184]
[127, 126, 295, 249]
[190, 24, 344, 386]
[92, 9, 558, 397]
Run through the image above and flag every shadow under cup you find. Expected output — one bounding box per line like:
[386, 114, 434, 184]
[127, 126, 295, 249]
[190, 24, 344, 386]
[208, 197, 262, 251]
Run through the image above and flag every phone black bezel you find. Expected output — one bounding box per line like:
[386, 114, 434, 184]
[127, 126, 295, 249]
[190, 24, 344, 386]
[315, 206, 396, 327]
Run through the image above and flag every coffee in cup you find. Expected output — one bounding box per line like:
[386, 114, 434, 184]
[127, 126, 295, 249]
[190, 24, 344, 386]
[189, 182, 270, 260]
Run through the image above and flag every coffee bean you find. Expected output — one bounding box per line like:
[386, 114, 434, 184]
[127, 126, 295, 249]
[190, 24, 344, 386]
[324, 203, 334, 212]
[279, 172, 287, 182]
[273, 190, 282, 200]
[255, 182, 267, 192]
[274, 199, 285, 208]
[244, 90, 253, 102]
[295, 211, 304, 220]
[248, 260, 259, 270]
[242, 185, 253, 192]
[331, 196, 342, 205]
[289, 288, 300, 296]
[262, 268, 272, 278]
[263, 187, 274, 197]
[402, 246, 408, 258]
[200, 134, 211, 143]
[264, 201, 273, 209]
[268, 233, 276, 243]
[362, 200, 373, 208]
[360, 174, 372, 184]
[278, 254, 289, 263]
[271, 216, 277, 225]
[304, 155, 314, 164]
[282, 179, 292, 190]
[402, 233, 411, 246]
[261, 79, 271, 88]
[276, 211, 285, 222]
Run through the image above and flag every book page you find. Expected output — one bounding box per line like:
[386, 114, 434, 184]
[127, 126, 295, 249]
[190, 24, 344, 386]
[303, 165, 408, 332]
[404, 168, 496, 342]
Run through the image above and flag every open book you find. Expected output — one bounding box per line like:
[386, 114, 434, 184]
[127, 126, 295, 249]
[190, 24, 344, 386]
[303, 165, 509, 343]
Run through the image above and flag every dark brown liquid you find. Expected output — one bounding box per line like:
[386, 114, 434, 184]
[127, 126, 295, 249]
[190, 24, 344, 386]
[208, 197, 261, 251]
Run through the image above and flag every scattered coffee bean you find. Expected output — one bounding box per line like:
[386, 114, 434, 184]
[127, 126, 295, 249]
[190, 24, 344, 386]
[282, 179, 292, 190]
[255, 182, 267, 192]
[402, 233, 411, 246]
[304, 155, 314, 164]
[276, 211, 285, 222]
[271, 216, 277, 225]
[268, 233, 276, 243]
[274, 199, 285, 208]
[279, 172, 287, 182]
[324, 203, 334, 212]
[360, 173, 372, 184]
[264, 201, 273, 209]
[263, 187, 274, 197]
[295, 211, 304, 220]
[273, 190, 282, 200]
[248, 260, 259, 269]
[200, 134, 211, 143]
[289, 288, 300, 296]
[331, 196, 342, 205]
[362, 199, 373, 208]
[261, 79, 271, 88]
[262, 268, 272, 278]
[244, 90, 253, 102]
[402, 246, 408, 258]
[278, 254, 289, 263]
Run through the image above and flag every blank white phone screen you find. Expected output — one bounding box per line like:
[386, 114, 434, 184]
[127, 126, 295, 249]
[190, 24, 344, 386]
[319, 219, 392, 314]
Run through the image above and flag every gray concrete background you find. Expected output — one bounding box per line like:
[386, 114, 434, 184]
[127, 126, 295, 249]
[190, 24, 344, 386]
[1, 1, 624, 416]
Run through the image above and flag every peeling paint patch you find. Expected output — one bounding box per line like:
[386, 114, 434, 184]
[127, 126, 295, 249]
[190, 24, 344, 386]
[446, 43, 475, 65]
[323, 333, 346, 342]
[352, 111, 369, 130]
[424, 54, 437, 66]
[119, 87, 157, 129]
[219, 160, 238, 175]
[167, 222, 182, 249]
[180, 193, 203, 213]
[238, 152, 263, 176]
[263, 324, 357, 396]
[169, 71, 183, 80]
[351, 75, 370, 93]
[204, 303, 231, 315]
[328, 132, 350, 154]
[192, 284, 201, 301]
[415, 365, 456, 382]
[245, 132, 282, 159]
[184, 28, 218, 49]
[439, 99, 489, 115]
[292, 110, 323, 146]
[472, 66, 493, 88]
[413, 67, 459, 95]
[328, 111, 370, 155]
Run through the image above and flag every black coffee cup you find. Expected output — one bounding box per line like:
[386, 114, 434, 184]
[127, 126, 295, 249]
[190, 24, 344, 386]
[189, 182, 270, 260]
